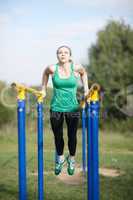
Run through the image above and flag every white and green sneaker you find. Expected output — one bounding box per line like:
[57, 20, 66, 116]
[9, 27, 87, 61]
[55, 159, 65, 175]
[67, 156, 75, 175]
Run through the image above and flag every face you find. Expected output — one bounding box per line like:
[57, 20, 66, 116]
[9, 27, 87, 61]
[57, 47, 71, 64]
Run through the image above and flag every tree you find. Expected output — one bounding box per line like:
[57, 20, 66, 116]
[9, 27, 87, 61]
[88, 20, 133, 118]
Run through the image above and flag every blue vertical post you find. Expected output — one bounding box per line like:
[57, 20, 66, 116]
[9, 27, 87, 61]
[82, 106, 86, 174]
[17, 100, 27, 200]
[91, 101, 100, 200]
[87, 102, 93, 200]
[37, 102, 44, 200]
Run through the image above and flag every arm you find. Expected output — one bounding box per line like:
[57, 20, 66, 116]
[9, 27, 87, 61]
[42, 66, 50, 91]
[74, 64, 89, 96]
[41, 65, 54, 97]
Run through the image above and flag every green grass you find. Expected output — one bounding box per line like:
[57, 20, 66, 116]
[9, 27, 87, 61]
[0, 121, 133, 200]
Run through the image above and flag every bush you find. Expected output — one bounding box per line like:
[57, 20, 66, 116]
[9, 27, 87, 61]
[100, 117, 133, 133]
[0, 102, 15, 127]
[0, 81, 16, 127]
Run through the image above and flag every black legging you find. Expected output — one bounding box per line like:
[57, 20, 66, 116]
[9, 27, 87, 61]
[50, 109, 80, 156]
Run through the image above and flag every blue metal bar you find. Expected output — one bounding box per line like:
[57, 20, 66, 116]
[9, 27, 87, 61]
[91, 101, 100, 200]
[17, 100, 27, 200]
[37, 102, 44, 200]
[82, 106, 86, 174]
[87, 102, 93, 200]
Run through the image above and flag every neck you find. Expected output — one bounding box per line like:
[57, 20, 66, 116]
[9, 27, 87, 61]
[58, 61, 71, 68]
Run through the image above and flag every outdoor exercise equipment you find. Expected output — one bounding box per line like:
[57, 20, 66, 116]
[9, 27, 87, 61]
[81, 83, 100, 200]
[12, 82, 100, 200]
[11, 82, 44, 200]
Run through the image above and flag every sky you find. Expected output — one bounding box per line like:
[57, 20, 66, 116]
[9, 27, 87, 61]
[0, 0, 133, 86]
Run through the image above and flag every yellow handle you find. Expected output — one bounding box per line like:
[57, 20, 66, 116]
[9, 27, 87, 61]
[86, 83, 100, 102]
[80, 83, 100, 108]
[11, 82, 44, 102]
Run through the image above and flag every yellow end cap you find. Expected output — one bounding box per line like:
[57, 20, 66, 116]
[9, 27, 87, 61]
[80, 100, 86, 108]
[37, 95, 44, 103]
[90, 90, 99, 101]
[17, 89, 26, 100]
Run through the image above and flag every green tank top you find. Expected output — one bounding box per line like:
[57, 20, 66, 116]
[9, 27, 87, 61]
[50, 63, 79, 112]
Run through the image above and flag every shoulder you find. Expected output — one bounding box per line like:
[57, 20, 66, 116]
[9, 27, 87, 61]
[73, 63, 86, 74]
[43, 64, 56, 74]
[48, 64, 56, 73]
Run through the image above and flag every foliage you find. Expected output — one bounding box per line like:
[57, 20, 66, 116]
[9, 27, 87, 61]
[88, 20, 133, 119]
[0, 81, 15, 127]
[0, 102, 15, 127]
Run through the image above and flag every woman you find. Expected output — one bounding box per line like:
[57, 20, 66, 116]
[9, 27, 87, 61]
[41, 45, 89, 175]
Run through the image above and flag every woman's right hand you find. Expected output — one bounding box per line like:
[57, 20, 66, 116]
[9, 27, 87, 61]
[40, 89, 46, 98]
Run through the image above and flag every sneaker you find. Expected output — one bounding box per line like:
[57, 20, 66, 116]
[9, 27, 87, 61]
[55, 159, 65, 175]
[67, 156, 75, 175]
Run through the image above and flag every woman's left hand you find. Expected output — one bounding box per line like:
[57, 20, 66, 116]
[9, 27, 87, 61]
[84, 89, 90, 97]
